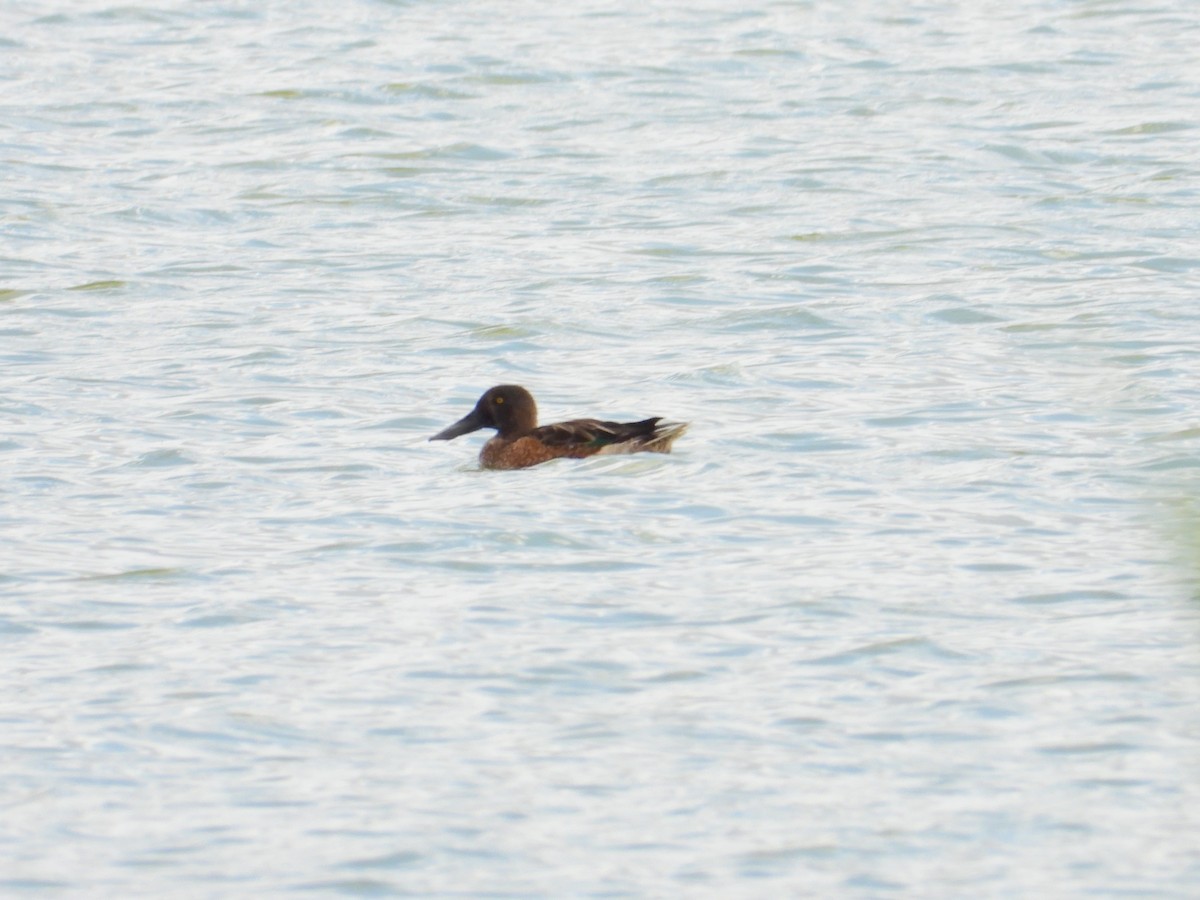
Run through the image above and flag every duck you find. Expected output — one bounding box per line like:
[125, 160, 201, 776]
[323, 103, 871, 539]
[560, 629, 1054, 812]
[429, 385, 687, 470]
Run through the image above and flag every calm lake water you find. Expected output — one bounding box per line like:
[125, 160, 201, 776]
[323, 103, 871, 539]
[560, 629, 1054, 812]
[3, 0, 1199, 895]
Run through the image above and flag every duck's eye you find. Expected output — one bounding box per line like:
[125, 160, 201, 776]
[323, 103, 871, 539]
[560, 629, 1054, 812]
[494, 396, 505, 404]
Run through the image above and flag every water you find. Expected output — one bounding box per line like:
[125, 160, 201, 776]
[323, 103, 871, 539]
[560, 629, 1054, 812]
[3, 0, 1200, 895]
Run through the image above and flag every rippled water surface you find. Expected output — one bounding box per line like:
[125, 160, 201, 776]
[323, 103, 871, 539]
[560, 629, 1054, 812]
[3, 0, 1200, 895]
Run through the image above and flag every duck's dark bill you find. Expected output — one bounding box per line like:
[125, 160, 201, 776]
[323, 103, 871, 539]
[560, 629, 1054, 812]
[429, 410, 485, 442]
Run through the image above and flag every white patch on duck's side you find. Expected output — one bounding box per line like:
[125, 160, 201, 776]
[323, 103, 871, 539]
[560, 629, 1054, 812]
[593, 441, 640, 456]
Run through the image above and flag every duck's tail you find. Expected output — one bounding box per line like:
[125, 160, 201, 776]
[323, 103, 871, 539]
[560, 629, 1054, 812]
[642, 419, 688, 453]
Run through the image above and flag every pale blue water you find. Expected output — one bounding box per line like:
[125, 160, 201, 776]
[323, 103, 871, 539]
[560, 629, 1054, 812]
[3, 0, 1200, 896]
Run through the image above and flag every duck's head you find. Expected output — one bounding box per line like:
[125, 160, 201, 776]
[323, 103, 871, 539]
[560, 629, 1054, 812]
[429, 385, 538, 441]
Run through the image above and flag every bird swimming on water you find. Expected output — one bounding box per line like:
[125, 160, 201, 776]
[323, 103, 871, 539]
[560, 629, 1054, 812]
[429, 385, 688, 470]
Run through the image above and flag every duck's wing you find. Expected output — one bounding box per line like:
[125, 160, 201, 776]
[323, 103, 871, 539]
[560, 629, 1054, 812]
[531, 417, 686, 454]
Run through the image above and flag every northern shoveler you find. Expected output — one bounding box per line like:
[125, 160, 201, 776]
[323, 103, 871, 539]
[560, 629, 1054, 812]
[429, 385, 688, 470]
